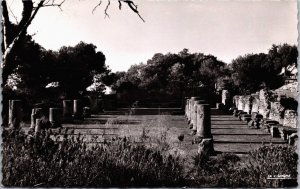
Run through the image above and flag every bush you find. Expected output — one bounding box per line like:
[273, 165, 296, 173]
[2, 128, 186, 187]
[191, 145, 298, 187]
[231, 144, 298, 187]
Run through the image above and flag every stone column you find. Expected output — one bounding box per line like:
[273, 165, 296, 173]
[8, 100, 23, 128]
[196, 104, 212, 138]
[195, 104, 214, 156]
[63, 100, 73, 122]
[73, 100, 83, 119]
[49, 108, 62, 128]
[189, 97, 201, 126]
[192, 100, 206, 132]
[185, 99, 190, 119]
[221, 90, 230, 108]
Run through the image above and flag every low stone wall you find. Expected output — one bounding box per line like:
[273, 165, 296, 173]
[232, 88, 298, 128]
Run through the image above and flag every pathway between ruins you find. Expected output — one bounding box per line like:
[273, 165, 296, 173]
[23, 107, 286, 156]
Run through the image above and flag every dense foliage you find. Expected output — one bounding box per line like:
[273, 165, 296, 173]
[113, 49, 226, 100]
[2, 127, 298, 187]
[228, 44, 297, 94]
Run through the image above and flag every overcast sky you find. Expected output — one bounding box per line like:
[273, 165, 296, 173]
[8, 0, 298, 72]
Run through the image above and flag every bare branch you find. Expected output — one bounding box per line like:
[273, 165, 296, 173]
[92, 0, 102, 14]
[104, 0, 111, 18]
[121, 0, 145, 22]
[118, 0, 121, 10]
[8, 1, 19, 24]
[42, 0, 66, 11]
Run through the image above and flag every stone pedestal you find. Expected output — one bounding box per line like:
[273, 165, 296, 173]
[49, 108, 62, 128]
[8, 100, 23, 128]
[63, 100, 73, 122]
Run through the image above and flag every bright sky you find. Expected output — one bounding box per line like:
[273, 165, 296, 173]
[8, 0, 298, 72]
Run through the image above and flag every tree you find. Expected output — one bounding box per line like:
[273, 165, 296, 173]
[1, 0, 143, 68]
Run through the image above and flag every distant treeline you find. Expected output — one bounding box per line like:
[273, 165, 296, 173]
[3, 33, 297, 105]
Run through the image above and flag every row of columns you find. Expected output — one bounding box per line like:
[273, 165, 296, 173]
[184, 97, 214, 155]
[8, 99, 91, 131]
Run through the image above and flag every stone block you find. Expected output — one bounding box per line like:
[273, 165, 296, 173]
[269, 102, 284, 124]
[283, 110, 297, 128]
[197, 138, 214, 157]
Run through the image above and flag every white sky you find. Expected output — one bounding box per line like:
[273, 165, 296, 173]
[8, 0, 298, 72]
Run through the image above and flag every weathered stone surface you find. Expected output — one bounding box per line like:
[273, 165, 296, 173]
[237, 96, 245, 111]
[258, 89, 271, 118]
[283, 110, 297, 128]
[192, 100, 206, 131]
[243, 95, 253, 114]
[8, 100, 23, 128]
[197, 138, 214, 156]
[269, 102, 285, 124]
[196, 104, 211, 138]
[251, 94, 260, 113]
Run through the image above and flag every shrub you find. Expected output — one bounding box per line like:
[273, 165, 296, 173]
[2, 128, 186, 187]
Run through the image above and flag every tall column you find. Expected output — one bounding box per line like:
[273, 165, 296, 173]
[191, 100, 206, 132]
[196, 104, 212, 138]
[8, 100, 23, 128]
[195, 104, 214, 156]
